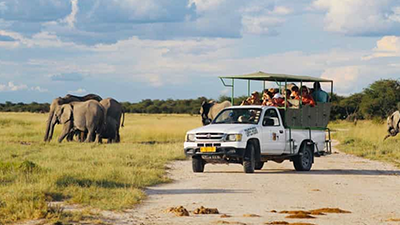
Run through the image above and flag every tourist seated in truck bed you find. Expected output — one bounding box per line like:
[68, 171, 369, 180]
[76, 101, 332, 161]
[241, 91, 262, 105]
[311, 82, 329, 103]
[262, 89, 274, 106]
[300, 86, 316, 107]
[290, 85, 300, 100]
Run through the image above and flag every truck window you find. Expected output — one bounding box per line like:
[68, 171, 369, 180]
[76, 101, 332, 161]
[213, 108, 262, 124]
[263, 108, 280, 126]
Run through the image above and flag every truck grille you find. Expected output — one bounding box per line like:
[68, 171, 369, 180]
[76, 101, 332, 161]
[196, 133, 224, 140]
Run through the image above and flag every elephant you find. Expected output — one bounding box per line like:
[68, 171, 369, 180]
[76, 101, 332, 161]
[100, 98, 125, 143]
[200, 100, 231, 125]
[44, 94, 102, 142]
[384, 111, 400, 140]
[55, 100, 105, 143]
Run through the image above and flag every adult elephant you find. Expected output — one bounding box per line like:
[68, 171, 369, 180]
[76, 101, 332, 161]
[43, 94, 102, 142]
[384, 111, 400, 140]
[200, 100, 231, 125]
[100, 98, 125, 143]
[55, 100, 105, 143]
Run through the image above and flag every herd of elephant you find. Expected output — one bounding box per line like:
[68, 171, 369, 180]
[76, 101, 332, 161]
[43, 94, 124, 143]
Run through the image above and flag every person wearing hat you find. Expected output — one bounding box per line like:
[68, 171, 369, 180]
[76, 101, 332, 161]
[271, 92, 285, 107]
[242, 91, 261, 105]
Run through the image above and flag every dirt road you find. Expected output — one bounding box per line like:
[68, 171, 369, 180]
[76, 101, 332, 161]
[106, 143, 400, 225]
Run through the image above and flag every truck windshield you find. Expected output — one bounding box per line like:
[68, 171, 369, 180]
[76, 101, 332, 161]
[213, 108, 262, 124]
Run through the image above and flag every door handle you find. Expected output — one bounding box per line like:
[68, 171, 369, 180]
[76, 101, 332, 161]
[279, 130, 283, 134]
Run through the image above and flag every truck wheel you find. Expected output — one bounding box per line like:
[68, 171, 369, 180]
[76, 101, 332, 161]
[192, 156, 205, 173]
[243, 143, 255, 173]
[293, 144, 313, 171]
[255, 161, 264, 170]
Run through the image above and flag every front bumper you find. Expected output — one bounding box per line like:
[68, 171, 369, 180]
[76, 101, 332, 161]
[184, 146, 246, 158]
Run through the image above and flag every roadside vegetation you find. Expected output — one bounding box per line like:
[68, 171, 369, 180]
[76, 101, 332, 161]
[0, 113, 199, 224]
[1, 79, 399, 120]
[330, 120, 400, 168]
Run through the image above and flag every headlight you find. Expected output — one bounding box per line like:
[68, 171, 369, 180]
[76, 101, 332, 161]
[186, 134, 195, 142]
[226, 134, 242, 142]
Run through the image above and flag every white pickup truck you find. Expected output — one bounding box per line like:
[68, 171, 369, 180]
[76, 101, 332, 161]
[184, 105, 328, 173]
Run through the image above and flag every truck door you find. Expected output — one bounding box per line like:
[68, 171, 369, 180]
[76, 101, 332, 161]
[261, 108, 286, 154]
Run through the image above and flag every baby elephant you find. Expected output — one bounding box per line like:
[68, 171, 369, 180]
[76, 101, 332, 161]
[55, 100, 105, 143]
[384, 111, 400, 140]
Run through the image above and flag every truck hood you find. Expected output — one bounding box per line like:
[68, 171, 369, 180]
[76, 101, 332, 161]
[187, 124, 257, 134]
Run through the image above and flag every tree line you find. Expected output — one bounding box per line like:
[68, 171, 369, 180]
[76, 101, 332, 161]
[1, 79, 399, 120]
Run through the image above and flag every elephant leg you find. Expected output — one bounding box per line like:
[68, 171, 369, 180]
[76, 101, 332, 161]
[80, 131, 86, 142]
[107, 138, 113, 144]
[85, 130, 95, 143]
[58, 123, 72, 143]
[66, 132, 74, 142]
[116, 129, 120, 143]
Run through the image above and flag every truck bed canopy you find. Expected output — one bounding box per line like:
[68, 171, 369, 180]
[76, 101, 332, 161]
[218, 71, 334, 130]
[219, 71, 333, 83]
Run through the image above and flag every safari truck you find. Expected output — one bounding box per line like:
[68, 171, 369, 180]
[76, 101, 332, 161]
[184, 72, 333, 173]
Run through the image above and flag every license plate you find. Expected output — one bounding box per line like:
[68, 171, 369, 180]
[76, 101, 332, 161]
[200, 147, 216, 153]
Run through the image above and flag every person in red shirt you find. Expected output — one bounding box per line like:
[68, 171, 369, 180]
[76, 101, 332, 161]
[300, 86, 316, 107]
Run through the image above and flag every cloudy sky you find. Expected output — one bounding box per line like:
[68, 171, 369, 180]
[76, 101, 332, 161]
[1, 0, 400, 103]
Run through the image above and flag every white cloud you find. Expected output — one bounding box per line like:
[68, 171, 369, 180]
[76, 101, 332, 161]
[0, 81, 28, 92]
[30, 86, 48, 92]
[312, 0, 400, 36]
[242, 16, 284, 35]
[62, 0, 79, 28]
[320, 66, 361, 94]
[363, 36, 400, 60]
[68, 88, 86, 94]
[188, 0, 227, 13]
[240, 3, 293, 35]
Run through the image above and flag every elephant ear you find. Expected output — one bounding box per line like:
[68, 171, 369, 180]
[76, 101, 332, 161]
[60, 105, 73, 124]
[394, 111, 400, 130]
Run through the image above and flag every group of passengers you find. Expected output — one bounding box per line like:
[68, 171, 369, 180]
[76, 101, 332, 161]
[240, 82, 329, 107]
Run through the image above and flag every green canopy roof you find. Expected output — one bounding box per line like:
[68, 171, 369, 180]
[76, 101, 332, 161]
[220, 71, 333, 83]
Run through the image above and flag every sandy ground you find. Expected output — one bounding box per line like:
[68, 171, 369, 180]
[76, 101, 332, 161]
[101, 142, 400, 225]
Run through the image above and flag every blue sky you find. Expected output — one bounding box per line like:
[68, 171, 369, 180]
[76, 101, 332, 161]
[1, 0, 400, 103]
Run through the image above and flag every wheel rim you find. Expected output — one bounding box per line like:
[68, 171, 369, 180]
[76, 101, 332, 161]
[302, 150, 310, 168]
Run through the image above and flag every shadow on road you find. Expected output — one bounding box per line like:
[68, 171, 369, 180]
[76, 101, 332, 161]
[205, 169, 400, 176]
[146, 188, 252, 195]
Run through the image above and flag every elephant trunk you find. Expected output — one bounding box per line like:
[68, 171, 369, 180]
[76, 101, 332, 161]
[44, 110, 54, 142]
[47, 117, 57, 142]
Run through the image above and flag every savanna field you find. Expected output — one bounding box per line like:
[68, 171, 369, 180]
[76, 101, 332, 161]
[1, 113, 400, 224]
[0, 113, 199, 223]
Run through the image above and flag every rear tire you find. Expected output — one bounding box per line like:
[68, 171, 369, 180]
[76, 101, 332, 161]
[243, 143, 255, 173]
[293, 144, 313, 171]
[192, 156, 205, 173]
[255, 161, 264, 170]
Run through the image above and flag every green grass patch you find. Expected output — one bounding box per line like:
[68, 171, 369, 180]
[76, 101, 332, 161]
[0, 112, 200, 223]
[330, 120, 400, 167]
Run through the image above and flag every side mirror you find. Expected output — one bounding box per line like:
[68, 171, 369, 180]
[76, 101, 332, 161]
[263, 118, 275, 126]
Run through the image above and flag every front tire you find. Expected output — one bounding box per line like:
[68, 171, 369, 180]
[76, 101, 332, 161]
[192, 156, 205, 173]
[293, 144, 313, 171]
[255, 161, 264, 170]
[243, 143, 255, 173]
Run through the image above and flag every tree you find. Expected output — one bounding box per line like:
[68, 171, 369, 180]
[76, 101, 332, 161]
[360, 79, 400, 119]
[340, 93, 364, 118]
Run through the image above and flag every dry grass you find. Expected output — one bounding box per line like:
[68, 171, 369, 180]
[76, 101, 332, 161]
[0, 112, 200, 224]
[329, 120, 400, 168]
